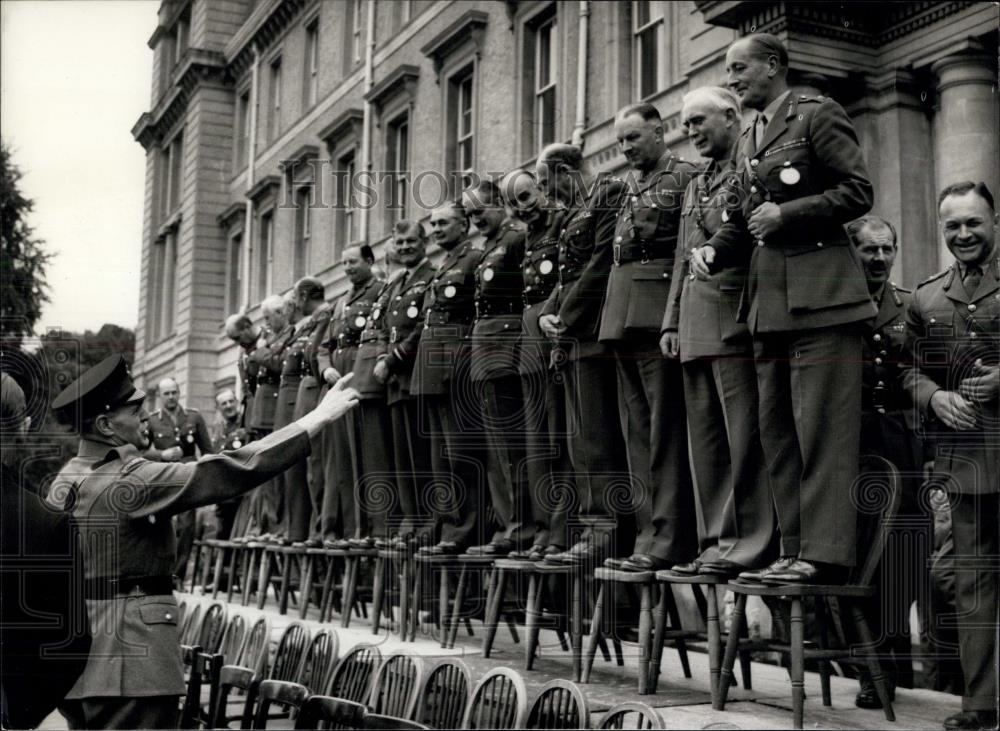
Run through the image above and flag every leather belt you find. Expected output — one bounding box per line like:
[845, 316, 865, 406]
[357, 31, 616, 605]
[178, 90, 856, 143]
[359, 331, 380, 344]
[425, 311, 473, 326]
[613, 242, 654, 265]
[257, 376, 280, 386]
[84, 575, 174, 600]
[475, 300, 519, 319]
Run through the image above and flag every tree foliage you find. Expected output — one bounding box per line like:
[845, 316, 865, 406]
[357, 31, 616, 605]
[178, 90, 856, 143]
[1, 141, 52, 342]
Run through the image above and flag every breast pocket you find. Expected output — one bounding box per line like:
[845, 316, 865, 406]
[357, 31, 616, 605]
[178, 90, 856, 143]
[764, 147, 812, 201]
[624, 265, 671, 332]
[632, 205, 663, 241]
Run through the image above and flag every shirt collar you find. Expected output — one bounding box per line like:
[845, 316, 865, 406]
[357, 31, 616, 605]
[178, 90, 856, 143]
[761, 90, 791, 124]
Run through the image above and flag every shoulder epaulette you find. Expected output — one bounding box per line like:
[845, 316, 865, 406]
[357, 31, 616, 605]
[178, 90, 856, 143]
[797, 94, 823, 103]
[889, 282, 912, 295]
[121, 456, 146, 475]
[915, 269, 950, 289]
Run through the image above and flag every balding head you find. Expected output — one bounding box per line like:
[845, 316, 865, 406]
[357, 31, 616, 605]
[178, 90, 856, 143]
[429, 202, 468, 251]
[225, 313, 257, 346]
[157, 378, 180, 411]
[726, 33, 789, 111]
[261, 294, 288, 331]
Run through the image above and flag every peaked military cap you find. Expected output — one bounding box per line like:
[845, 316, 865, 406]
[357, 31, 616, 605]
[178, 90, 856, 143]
[51, 354, 146, 420]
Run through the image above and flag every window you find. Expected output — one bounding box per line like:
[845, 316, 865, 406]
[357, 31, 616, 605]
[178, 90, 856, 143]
[159, 132, 184, 221]
[386, 114, 410, 223]
[336, 151, 358, 249]
[293, 188, 311, 280]
[633, 1, 663, 100]
[175, 14, 189, 66]
[303, 21, 319, 109]
[522, 8, 557, 157]
[447, 67, 475, 192]
[392, 0, 412, 32]
[149, 231, 178, 341]
[352, 0, 363, 65]
[236, 90, 251, 171]
[256, 210, 273, 302]
[226, 232, 243, 314]
[268, 57, 282, 141]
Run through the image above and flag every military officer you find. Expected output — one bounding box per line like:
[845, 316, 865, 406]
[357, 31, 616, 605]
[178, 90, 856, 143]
[534, 145, 633, 566]
[245, 295, 295, 539]
[145, 377, 214, 585]
[902, 181, 998, 731]
[599, 102, 699, 573]
[845, 214, 928, 708]
[211, 388, 251, 540]
[224, 313, 259, 428]
[464, 179, 533, 555]
[318, 244, 383, 548]
[47, 355, 358, 729]
[692, 33, 876, 583]
[661, 86, 776, 579]
[373, 220, 438, 547]
[500, 168, 575, 560]
[412, 203, 487, 555]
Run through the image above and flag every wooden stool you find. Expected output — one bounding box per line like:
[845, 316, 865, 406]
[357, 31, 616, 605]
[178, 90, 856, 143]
[444, 555, 496, 649]
[410, 554, 471, 647]
[480, 558, 533, 659]
[370, 547, 416, 639]
[189, 537, 207, 593]
[339, 548, 376, 628]
[240, 541, 268, 607]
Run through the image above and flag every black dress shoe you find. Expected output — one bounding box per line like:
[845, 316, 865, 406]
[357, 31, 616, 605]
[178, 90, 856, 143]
[943, 710, 998, 731]
[738, 556, 795, 582]
[698, 559, 747, 578]
[546, 540, 602, 565]
[670, 560, 701, 575]
[347, 537, 375, 549]
[531, 545, 560, 561]
[323, 538, 351, 550]
[855, 676, 895, 709]
[419, 541, 461, 556]
[620, 554, 671, 572]
[466, 541, 514, 556]
[760, 558, 821, 584]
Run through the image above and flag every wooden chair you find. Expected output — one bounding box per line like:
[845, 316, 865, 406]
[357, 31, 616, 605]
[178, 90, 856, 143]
[251, 679, 310, 729]
[218, 612, 249, 666]
[197, 600, 228, 654]
[180, 651, 223, 729]
[461, 667, 528, 730]
[716, 455, 902, 729]
[210, 665, 259, 729]
[241, 615, 273, 675]
[368, 652, 425, 719]
[180, 603, 203, 646]
[361, 714, 429, 730]
[178, 645, 204, 728]
[413, 659, 471, 730]
[294, 695, 366, 729]
[525, 679, 590, 729]
[326, 643, 382, 704]
[299, 628, 340, 693]
[596, 701, 664, 729]
[268, 620, 311, 682]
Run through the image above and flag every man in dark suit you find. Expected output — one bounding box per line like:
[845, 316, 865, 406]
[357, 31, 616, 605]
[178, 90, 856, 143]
[222, 313, 260, 539]
[662, 86, 775, 579]
[211, 388, 251, 540]
[533, 146, 632, 565]
[46, 355, 357, 729]
[374, 220, 438, 547]
[691, 33, 876, 583]
[599, 102, 699, 573]
[902, 181, 998, 731]
[2, 372, 90, 729]
[411, 203, 486, 555]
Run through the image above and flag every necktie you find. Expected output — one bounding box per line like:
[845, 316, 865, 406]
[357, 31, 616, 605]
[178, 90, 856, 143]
[963, 265, 983, 298]
[398, 269, 409, 289]
[754, 113, 768, 150]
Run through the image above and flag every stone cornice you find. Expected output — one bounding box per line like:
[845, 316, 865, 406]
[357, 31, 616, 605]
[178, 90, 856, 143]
[217, 201, 246, 228]
[319, 108, 364, 148]
[420, 9, 489, 80]
[225, 0, 305, 80]
[364, 64, 420, 118]
[148, 0, 192, 49]
[248, 175, 281, 202]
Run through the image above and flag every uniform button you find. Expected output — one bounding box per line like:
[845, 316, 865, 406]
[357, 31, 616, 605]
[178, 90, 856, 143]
[969, 331, 978, 339]
[816, 242, 823, 247]
[877, 381, 885, 387]
[662, 272, 668, 278]
[751, 159, 759, 167]
[929, 317, 936, 324]
[701, 196, 709, 203]
[875, 357, 883, 365]
[750, 186, 757, 193]
[877, 407, 886, 414]
[880, 350, 887, 356]
[392, 311, 398, 315]
[967, 303, 977, 312]
[165, 612, 172, 620]
[503, 323, 509, 330]
[757, 240, 765, 247]
[615, 236, 623, 243]
[873, 334, 882, 342]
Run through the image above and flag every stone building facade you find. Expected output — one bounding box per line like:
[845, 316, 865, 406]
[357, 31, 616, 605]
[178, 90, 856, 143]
[132, 0, 998, 410]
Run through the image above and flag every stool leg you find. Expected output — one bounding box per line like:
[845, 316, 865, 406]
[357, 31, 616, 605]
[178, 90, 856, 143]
[738, 613, 753, 690]
[226, 547, 240, 604]
[448, 565, 469, 649]
[524, 572, 541, 669]
[815, 597, 832, 707]
[481, 567, 501, 657]
[278, 554, 292, 615]
[398, 555, 410, 641]
[848, 599, 895, 722]
[242, 548, 256, 607]
[665, 585, 692, 679]
[409, 561, 422, 642]
[706, 584, 721, 705]
[790, 597, 805, 730]
[715, 593, 746, 710]
[638, 582, 653, 695]
[437, 567, 450, 648]
[571, 572, 583, 683]
[190, 544, 202, 594]
[298, 554, 314, 619]
[256, 551, 271, 610]
[371, 555, 386, 635]
[581, 580, 605, 683]
[319, 556, 336, 623]
[341, 557, 358, 628]
[212, 548, 226, 600]
[649, 583, 669, 692]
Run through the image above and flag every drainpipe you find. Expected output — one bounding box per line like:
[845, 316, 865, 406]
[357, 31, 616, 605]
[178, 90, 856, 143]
[359, 0, 377, 245]
[241, 42, 260, 309]
[572, 0, 589, 148]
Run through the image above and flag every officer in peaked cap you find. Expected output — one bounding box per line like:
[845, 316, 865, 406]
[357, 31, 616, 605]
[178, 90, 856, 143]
[48, 354, 358, 729]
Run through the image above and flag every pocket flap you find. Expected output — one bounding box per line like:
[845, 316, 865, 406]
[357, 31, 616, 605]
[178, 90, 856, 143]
[139, 602, 179, 625]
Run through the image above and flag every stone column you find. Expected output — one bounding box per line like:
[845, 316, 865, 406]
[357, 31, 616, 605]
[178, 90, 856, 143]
[932, 53, 1000, 266]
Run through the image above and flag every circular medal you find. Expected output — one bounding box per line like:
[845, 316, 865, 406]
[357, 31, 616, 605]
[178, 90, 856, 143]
[232, 439, 242, 448]
[444, 285, 457, 299]
[148, 515, 156, 524]
[407, 305, 419, 318]
[779, 166, 801, 185]
[354, 315, 367, 328]
[483, 267, 494, 282]
[538, 259, 554, 275]
[187, 434, 195, 444]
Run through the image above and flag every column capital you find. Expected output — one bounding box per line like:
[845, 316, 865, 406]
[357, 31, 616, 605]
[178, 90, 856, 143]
[932, 53, 996, 93]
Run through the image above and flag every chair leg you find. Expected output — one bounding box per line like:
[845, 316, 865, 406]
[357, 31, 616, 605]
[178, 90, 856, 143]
[648, 584, 668, 693]
[737, 613, 753, 690]
[341, 557, 358, 628]
[226, 547, 240, 604]
[298, 554, 314, 620]
[582, 580, 605, 683]
[371, 555, 386, 635]
[482, 568, 505, 658]
[277, 554, 292, 615]
[705, 585, 721, 706]
[715, 592, 746, 710]
[318, 556, 337, 623]
[571, 572, 583, 682]
[409, 560, 422, 642]
[256, 551, 272, 611]
[815, 597, 832, 707]
[524, 572, 542, 670]
[664, 585, 692, 679]
[790, 598, 805, 730]
[848, 599, 896, 722]
[448, 565, 469, 649]
[201, 545, 215, 595]
[638, 582, 653, 695]
[190, 543, 203, 594]
[241, 547, 255, 607]
[212, 547, 226, 601]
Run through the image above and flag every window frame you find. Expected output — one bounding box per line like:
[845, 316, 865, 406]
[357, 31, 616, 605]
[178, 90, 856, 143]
[385, 110, 411, 226]
[268, 54, 283, 142]
[445, 63, 477, 196]
[256, 207, 274, 303]
[303, 19, 320, 110]
[632, 0, 664, 100]
[225, 228, 243, 315]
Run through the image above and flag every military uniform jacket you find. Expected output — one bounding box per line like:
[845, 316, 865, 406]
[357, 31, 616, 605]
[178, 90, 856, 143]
[471, 220, 526, 382]
[378, 259, 436, 403]
[352, 276, 397, 400]
[237, 344, 255, 428]
[520, 208, 565, 374]
[902, 258, 1000, 494]
[863, 283, 912, 417]
[599, 150, 698, 341]
[288, 303, 333, 421]
[148, 406, 214, 462]
[319, 276, 383, 390]
[46, 424, 311, 698]
[411, 241, 484, 396]
[247, 323, 295, 431]
[213, 417, 251, 452]
[542, 176, 626, 362]
[704, 93, 877, 334]
[664, 156, 752, 362]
